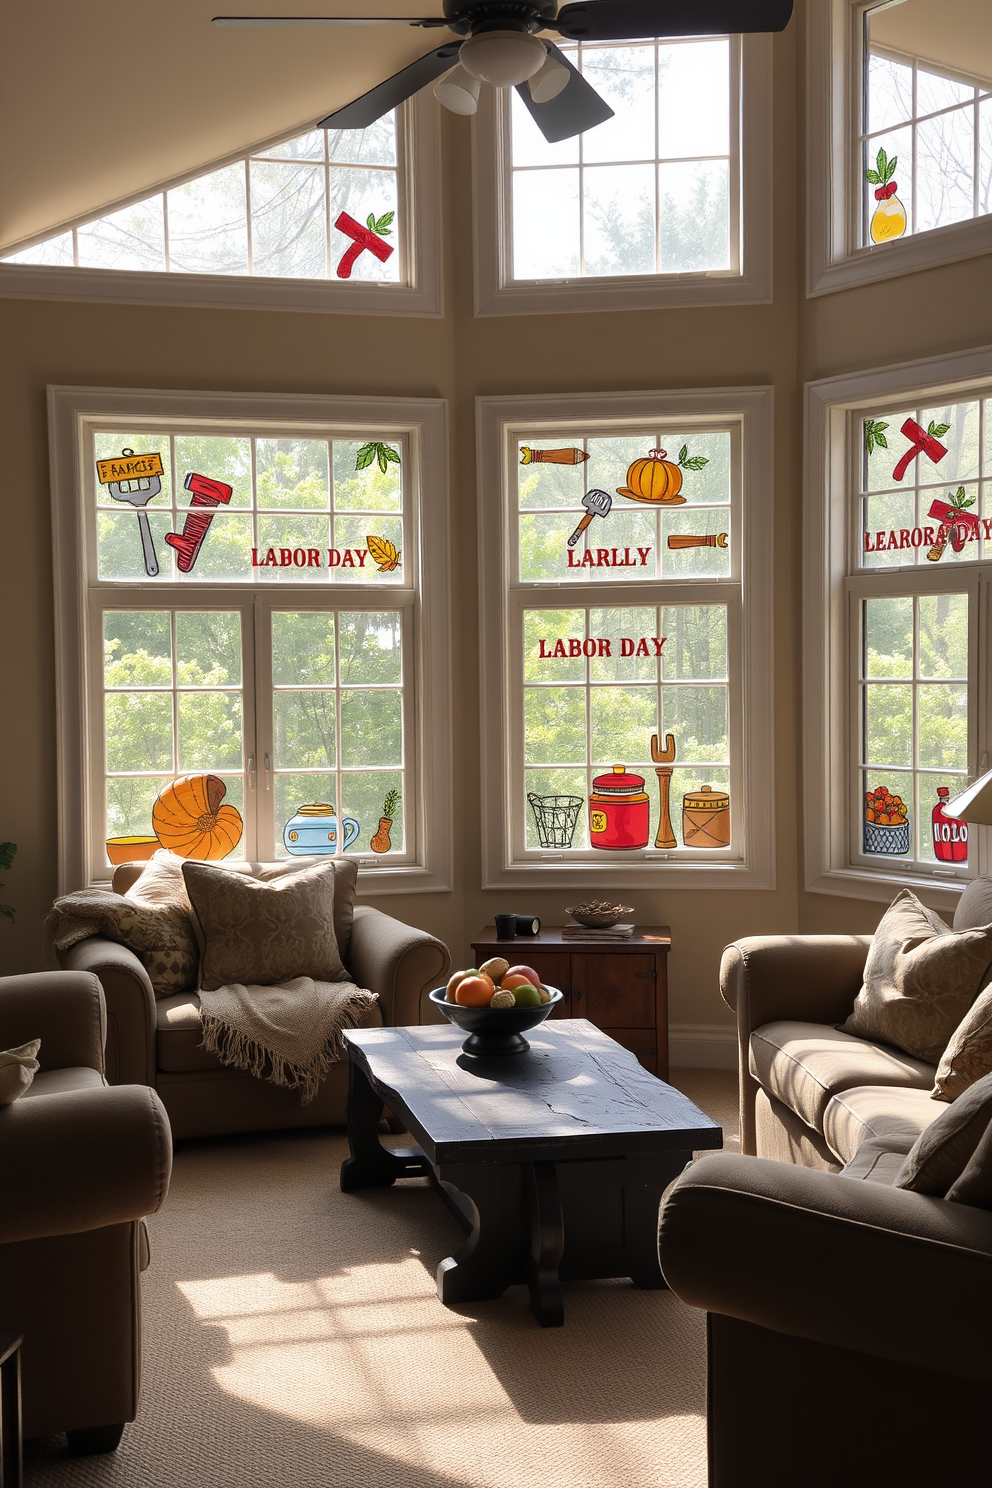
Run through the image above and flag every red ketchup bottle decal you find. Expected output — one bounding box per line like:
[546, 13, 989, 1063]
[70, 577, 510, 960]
[932, 787, 968, 863]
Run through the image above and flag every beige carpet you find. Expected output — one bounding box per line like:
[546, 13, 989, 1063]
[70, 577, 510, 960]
[24, 1069, 738, 1488]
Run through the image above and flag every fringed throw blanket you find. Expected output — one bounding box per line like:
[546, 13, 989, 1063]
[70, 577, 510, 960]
[198, 978, 378, 1103]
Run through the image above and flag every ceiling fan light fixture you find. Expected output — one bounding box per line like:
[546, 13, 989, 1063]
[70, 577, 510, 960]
[459, 30, 547, 87]
[434, 64, 481, 114]
[528, 52, 569, 103]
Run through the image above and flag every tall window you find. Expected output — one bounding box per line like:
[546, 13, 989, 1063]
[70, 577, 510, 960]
[508, 38, 737, 281]
[863, 4, 992, 245]
[50, 389, 450, 893]
[805, 352, 992, 902]
[4, 119, 401, 282]
[477, 389, 774, 890]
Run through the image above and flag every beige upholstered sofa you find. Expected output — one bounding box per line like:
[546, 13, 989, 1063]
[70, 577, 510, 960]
[0, 970, 172, 1451]
[658, 881, 992, 1486]
[57, 860, 449, 1140]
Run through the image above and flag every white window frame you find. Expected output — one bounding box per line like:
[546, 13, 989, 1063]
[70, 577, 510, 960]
[49, 384, 451, 895]
[477, 386, 774, 890]
[3, 97, 441, 318]
[807, 0, 992, 298]
[472, 34, 772, 315]
[804, 343, 992, 908]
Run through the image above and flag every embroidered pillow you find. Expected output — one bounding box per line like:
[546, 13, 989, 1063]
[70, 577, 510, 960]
[0, 1039, 41, 1105]
[840, 890, 992, 1063]
[45, 886, 198, 999]
[932, 984, 992, 1102]
[182, 858, 347, 991]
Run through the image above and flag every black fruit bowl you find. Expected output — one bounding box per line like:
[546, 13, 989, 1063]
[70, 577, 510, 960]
[428, 985, 563, 1055]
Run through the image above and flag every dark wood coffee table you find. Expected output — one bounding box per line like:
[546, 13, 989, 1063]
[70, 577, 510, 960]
[341, 1019, 721, 1327]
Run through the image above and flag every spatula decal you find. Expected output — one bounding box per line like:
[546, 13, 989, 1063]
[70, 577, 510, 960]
[95, 447, 165, 577]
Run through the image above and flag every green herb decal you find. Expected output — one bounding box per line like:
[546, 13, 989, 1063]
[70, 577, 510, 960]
[367, 212, 394, 238]
[677, 444, 709, 472]
[864, 419, 889, 455]
[355, 442, 401, 475]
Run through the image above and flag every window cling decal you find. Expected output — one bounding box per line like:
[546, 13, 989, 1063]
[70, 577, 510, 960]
[334, 210, 394, 279]
[95, 448, 164, 576]
[865, 148, 907, 244]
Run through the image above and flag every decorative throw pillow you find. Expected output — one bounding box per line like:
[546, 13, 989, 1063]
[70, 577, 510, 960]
[932, 984, 992, 1102]
[0, 1039, 41, 1105]
[945, 1117, 992, 1210]
[182, 858, 347, 991]
[839, 890, 992, 1063]
[896, 1071, 992, 1196]
[130, 848, 193, 914]
[45, 885, 198, 999]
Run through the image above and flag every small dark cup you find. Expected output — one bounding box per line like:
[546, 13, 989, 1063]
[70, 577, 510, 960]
[494, 913, 517, 939]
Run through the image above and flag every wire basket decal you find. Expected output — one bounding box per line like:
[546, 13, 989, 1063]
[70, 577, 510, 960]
[528, 793, 583, 849]
[863, 820, 910, 855]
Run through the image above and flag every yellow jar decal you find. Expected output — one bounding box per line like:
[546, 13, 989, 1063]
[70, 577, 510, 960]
[590, 810, 608, 833]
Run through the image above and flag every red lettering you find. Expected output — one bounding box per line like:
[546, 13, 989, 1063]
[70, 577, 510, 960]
[621, 638, 634, 657]
[651, 637, 667, 656]
[552, 640, 567, 658]
[262, 548, 277, 567]
[876, 532, 886, 549]
[582, 639, 597, 658]
[327, 549, 342, 567]
[306, 548, 320, 567]
[923, 527, 935, 545]
[568, 638, 582, 657]
[898, 530, 911, 549]
[252, 547, 260, 566]
[635, 639, 650, 657]
[596, 549, 610, 567]
[567, 549, 581, 568]
[984, 518, 992, 539]
[293, 548, 306, 566]
[911, 528, 923, 548]
[886, 532, 899, 550]
[580, 550, 595, 567]
[279, 548, 293, 567]
[538, 640, 549, 658]
[864, 532, 876, 553]
[597, 638, 612, 657]
[356, 549, 367, 566]
[637, 546, 651, 566]
[341, 550, 356, 567]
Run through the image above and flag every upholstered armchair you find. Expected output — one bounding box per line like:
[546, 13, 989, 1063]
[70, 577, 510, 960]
[0, 971, 172, 1451]
[58, 861, 450, 1139]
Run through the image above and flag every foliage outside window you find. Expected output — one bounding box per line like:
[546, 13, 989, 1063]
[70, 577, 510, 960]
[3, 119, 401, 282]
[478, 390, 775, 891]
[508, 38, 737, 281]
[49, 390, 449, 893]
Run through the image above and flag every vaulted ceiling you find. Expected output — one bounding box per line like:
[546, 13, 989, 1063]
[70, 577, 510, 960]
[0, 0, 436, 250]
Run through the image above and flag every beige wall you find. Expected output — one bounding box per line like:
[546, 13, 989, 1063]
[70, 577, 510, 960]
[2, 10, 991, 1034]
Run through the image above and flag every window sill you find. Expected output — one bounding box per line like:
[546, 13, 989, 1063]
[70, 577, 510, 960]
[808, 213, 992, 299]
[483, 859, 774, 891]
[806, 864, 966, 911]
[474, 270, 769, 317]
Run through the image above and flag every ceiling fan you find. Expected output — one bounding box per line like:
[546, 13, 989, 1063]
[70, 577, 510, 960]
[213, 0, 793, 143]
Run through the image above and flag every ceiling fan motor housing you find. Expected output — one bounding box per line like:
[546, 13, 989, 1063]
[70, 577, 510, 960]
[441, 0, 559, 36]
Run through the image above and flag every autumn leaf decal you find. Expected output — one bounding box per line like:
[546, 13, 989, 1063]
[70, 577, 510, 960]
[355, 441, 402, 474]
[367, 534, 401, 572]
[677, 443, 709, 472]
[366, 211, 394, 237]
[864, 419, 889, 455]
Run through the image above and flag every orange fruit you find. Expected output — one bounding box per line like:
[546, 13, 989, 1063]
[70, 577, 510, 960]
[454, 975, 496, 1007]
[501, 972, 538, 993]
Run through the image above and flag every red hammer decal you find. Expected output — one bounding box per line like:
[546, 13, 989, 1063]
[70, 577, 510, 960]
[165, 472, 233, 573]
[928, 497, 980, 553]
[892, 418, 948, 482]
[334, 212, 394, 280]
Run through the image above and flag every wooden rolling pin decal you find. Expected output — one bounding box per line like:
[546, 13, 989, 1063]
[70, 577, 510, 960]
[166, 472, 233, 572]
[667, 532, 728, 549]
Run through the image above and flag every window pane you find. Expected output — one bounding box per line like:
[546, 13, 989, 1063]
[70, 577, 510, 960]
[257, 515, 331, 582]
[327, 114, 396, 168]
[663, 685, 728, 761]
[864, 683, 913, 766]
[918, 594, 969, 679]
[181, 514, 254, 580]
[2, 232, 74, 266]
[519, 512, 577, 581]
[259, 131, 324, 162]
[582, 163, 655, 276]
[658, 40, 730, 158]
[98, 510, 175, 582]
[272, 612, 335, 687]
[174, 436, 252, 508]
[661, 607, 728, 679]
[590, 685, 657, 764]
[275, 773, 336, 857]
[104, 612, 171, 686]
[250, 161, 326, 278]
[175, 613, 242, 686]
[178, 691, 242, 770]
[256, 439, 330, 509]
[862, 491, 916, 569]
[525, 687, 587, 764]
[864, 596, 912, 677]
[328, 167, 400, 282]
[917, 67, 973, 116]
[867, 52, 913, 135]
[661, 510, 731, 577]
[340, 689, 402, 766]
[334, 515, 403, 583]
[77, 197, 165, 271]
[106, 693, 173, 773]
[917, 401, 980, 484]
[580, 44, 657, 166]
[863, 772, 913, 857]
[341, 771, 404, 853]
[338, 612, 402, 685]
[510, 87, 579, 168]
[332, 440, 402, 511]
[107, 776, 173, 840]
[919, 771, 970, 863]
[524, 610, 586, 681]
[526, 769, 588, 848]
[512, 169, 580, 278]
[918, 684, 968, 768]
[981, 98, 992, 216]
[274, 691, 336, 768]
[917, 108, 975, 233]
[167, 165, 248, 275]
[589, 607, 658, 680]
[658, 160, 729, 271]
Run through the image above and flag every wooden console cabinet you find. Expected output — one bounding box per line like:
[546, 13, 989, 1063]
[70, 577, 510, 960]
[470, 925, 671, 1080]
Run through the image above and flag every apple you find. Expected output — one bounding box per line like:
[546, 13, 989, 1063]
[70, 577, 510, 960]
[504, 964, 541, 988]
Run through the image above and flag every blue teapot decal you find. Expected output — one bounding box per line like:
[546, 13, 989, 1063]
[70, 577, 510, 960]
[283, 802, 360, 855]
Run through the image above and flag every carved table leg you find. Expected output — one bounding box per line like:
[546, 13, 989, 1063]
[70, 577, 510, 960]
[435, 1161, 525, 1306]
[340, 1060, 429, 1192]
[527, 1160, 565, 1327]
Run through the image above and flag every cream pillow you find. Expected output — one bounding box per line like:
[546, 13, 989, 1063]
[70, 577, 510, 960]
[932, 984, 992, 1102]
[840, 890, 992, 1063]
[0, 1039, 41, 1105]
[182, 858, 347, 991]
[897, 1071, 992, 1196]
[46, 885, 199, 999]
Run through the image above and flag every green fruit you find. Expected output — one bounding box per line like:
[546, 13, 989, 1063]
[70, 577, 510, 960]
[512, 983, 542, 1008]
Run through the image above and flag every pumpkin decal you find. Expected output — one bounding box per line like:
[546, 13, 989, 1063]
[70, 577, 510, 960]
[617, 445, 710, 506]
[152, 773, 243, 860]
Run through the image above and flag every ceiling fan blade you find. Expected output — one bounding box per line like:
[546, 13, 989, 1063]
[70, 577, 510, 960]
[515, 43, 614, 143]
[553, 0, 793, 41]
[317, 43, 462, 127]
[212, 14, 448, 26]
